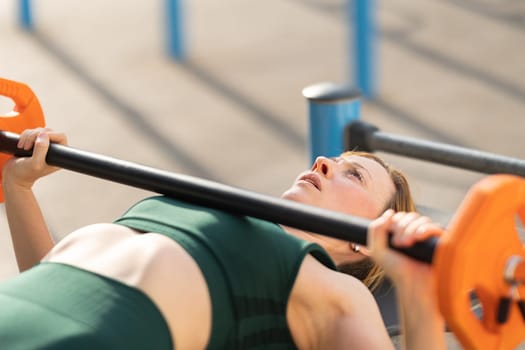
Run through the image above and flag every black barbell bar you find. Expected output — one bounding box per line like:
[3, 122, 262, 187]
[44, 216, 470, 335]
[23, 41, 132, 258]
[0, 130, 436, 263]
[346, 120, 525, 177]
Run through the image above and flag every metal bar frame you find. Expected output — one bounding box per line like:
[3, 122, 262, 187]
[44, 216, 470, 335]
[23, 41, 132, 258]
[346, 120, 525, 177]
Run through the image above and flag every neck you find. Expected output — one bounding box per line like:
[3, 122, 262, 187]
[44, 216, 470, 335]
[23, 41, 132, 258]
[282, 226, 311, 241]
[281, 226, 349, 266]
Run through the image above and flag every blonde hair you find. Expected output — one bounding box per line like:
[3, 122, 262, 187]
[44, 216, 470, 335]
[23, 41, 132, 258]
[337, 151, 416, 291]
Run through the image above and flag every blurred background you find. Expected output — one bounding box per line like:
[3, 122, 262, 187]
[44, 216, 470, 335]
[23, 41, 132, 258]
[1, 0, 525, 347]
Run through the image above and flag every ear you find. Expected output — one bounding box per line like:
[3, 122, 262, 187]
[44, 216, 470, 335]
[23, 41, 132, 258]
[349, 242, 372, 257]
[358, 245, 371, 257]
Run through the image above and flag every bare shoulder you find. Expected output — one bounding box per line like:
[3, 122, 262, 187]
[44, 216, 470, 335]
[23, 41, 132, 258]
[288, 255, 394, 350]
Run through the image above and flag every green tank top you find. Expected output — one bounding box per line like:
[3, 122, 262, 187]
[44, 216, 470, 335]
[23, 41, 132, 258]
[114, 196, 336, 349]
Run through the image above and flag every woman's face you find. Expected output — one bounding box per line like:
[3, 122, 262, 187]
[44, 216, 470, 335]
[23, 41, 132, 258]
[281, 155, 396, 263]
[282, 155, 395, 218]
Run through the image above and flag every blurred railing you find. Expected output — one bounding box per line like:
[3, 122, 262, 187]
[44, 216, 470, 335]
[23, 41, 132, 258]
[18, 0, 377, 96]
[17, 0, 186, 60]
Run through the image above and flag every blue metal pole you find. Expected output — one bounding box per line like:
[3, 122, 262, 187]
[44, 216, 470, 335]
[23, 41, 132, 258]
[19, 0, 33, 30]
[350, 0, 375, 99]
[303, 82, 361, 164]
[166, 0, 185, 61]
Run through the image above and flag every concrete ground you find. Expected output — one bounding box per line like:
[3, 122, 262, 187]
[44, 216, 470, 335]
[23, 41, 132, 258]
[1, 0, 525, 348]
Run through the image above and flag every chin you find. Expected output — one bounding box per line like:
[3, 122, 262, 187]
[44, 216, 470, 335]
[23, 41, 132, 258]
[281, 188, 311, 205]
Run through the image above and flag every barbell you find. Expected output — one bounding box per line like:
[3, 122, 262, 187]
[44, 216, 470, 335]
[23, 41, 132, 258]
[1, 77, 525, 349]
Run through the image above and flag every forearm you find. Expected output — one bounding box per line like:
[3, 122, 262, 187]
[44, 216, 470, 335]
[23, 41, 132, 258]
[1, 129, 67, 271]
[396, 281, 446, 350]
[3, 178, 55, 272]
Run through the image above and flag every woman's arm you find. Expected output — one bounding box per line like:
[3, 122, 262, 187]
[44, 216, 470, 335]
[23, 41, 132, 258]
[2, 129, 67, 271]
[368, 210, 446, 350]
[288, 254, 396, 350]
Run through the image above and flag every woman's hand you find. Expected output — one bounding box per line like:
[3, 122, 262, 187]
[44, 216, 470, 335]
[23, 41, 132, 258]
[2, 128, 68, 189]
[367, 209, 442, 285]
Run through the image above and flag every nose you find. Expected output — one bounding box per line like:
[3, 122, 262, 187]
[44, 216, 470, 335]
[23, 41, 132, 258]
[313, 156, 333, 178]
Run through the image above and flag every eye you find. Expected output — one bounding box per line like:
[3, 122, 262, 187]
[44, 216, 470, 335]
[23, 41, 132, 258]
[347, 168, 364, 182]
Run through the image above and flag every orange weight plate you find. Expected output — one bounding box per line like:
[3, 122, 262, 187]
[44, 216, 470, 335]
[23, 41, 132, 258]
[434, 175, 525, 350]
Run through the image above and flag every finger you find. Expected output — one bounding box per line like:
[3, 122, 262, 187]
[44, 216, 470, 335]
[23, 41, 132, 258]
[415, 222, 444, 240]
[16, 128, 63, 150]
[18, 128, 43, 150]
[397, 222, 443, 248]
[17, 129, 33, 149]
[46, 131, 68, 146]
[391, 212, 421, 245]
[397, 215, 433, 246]
[22, 130, 40, 151]
[32, 131, 50, 166]
[393, 211, 421, 231]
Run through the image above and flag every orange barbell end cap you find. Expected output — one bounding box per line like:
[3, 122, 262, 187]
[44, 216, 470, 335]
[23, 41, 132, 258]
[0, 78, 46, 202]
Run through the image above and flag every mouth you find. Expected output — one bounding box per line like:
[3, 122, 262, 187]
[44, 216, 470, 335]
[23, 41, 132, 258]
[298, 173, 322, 191]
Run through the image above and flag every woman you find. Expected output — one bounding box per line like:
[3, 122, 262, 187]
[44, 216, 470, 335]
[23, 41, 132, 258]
[0, 128, 445, 349]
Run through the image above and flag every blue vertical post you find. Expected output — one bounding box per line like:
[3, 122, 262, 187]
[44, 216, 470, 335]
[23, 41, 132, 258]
[19, 0, 33, 30]
[303, 82, 361, 164]
[166, 0, 185, 61]
[350, 0, 376, 99]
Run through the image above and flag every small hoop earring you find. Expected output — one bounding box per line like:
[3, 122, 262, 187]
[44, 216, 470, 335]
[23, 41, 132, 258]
[352, 243, 360, 253]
